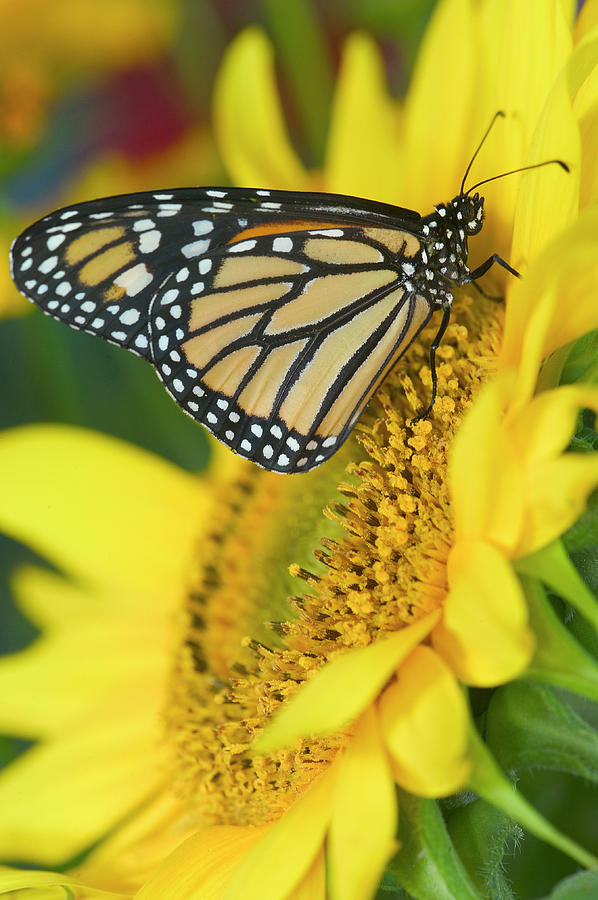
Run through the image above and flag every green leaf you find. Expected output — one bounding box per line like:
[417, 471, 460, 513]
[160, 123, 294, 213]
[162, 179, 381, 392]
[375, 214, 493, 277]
[563, 488, 598, 554]
[446, 798, 521, 899]
[468, 726, 598, 870]
[515, 541, 598, 638]
[383, 789, 483, 900]
[560, 330, 598, 386]
[541, 870, 598, 899]
[521, 577, 598, 701]
[485, 681, 598, 781]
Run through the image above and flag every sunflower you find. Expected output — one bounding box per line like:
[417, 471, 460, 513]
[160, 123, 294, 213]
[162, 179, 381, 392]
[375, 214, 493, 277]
[2, 1, 598, 898]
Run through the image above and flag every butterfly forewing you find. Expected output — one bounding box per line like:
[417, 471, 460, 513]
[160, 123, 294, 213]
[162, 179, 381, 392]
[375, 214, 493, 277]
[10, 187, 434, 473]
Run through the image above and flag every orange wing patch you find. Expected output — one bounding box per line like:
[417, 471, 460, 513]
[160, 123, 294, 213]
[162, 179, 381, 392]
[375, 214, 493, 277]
[228, 220, 356, 244]
[363, 228, 420, 257]
[202, 345, 262, 394]
[183, 313, 263, 370]
[265, 269, 397, 335]
[237, 339, 309, 419]
[214, 255, 305, 288]
[316, 291, 431, 435]
[65, 227, 126, 265]
[79, 242, 136, 287]
[303, 237, 383, 265]
[278, 290, 404, 435]
[189, 281, 293, 333]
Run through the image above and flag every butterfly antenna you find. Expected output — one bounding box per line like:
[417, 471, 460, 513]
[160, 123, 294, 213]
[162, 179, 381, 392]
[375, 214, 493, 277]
[459, 111, 506, 195]
[465, 158, 570, 195]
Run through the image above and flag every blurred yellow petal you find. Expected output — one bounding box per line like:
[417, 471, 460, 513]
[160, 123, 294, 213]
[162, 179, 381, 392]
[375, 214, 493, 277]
[434, 541, 534, 685]
[325, 32, 401, 203]
[510, 384, 598, 462]
[292, 849, 326, 900]
[221, 772, 335, 900]
[213, 27, 310, 190]
[0, 866, 124, 899]
[0, 714, 166, 865]
[0, 571, 167, 738]
[449, 374, 524, 552]
[378, 647, 471, 797]
[328, 707, 397, 900]
[255, 612, 440, 753]
[0, 426, 206, 600]
[574, 47, 598, 209]
[522, 455, 598, 556]
[11, 563, 104, 631]
[134, 825, 269, 900]
[511, 33, 598, 266]
[479, 0, 574, 265]
[0, 0, 177, 73]
[400, 0, 476, 210]
[502, 206, 598, 403]
[78, 793, 194, 894]
[575, 0, 598, 42]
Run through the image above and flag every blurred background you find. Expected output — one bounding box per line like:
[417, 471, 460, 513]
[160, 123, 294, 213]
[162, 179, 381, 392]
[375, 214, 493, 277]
[0, 0, 436, 463]
[0, 3, 594, 896]
[0, 0, 435, 644]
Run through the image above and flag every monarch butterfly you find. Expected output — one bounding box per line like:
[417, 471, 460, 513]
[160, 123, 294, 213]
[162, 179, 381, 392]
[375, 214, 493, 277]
[9, 115, 566, 474]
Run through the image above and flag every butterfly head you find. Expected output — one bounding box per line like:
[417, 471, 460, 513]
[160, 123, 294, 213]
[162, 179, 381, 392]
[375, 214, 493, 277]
[449, 191, 485, 235]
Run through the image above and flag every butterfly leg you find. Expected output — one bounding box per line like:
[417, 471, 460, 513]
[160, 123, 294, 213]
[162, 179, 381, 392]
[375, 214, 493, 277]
[468, 253, 520, 282]
[410, 304, 451, 424]
[467, 253, 520, 302]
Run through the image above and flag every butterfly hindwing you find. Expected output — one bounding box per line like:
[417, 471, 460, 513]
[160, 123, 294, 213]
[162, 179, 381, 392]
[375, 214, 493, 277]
[148, 222, 434, 472]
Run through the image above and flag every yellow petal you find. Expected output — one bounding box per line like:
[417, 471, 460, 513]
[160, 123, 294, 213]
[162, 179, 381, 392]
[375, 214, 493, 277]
[328, 707, 397, 900]
[0, 865, 124, 899]
[0, 0, 177, 71]
[378, 646, 471, 797]
[575, 0, 598, 41]
[501, 140, 598, 398]
[292, 849, 326, 900]
[213, 27, 310, 189]
[521, 455, 598, 556]
[325, 32, 401, 203]
[255, 612, 440, 753]
[134, 825, 269, 900]
[78, 792, 195, 892]
[507, 385, 598, 555]
[478, 0, 574, 265]
[433, 541, 535, 686]
[510, 384, 598, 464]
[574, 46, 598, 209]
[10, 562, 104, 630]
[449, 374, 525, 553]
[0, 715, 166, 865]
[0, 425, 205, 601]
[221, 771, 336, 900]
[0, 571, 167, 737]
[400, 0, 476, 210]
